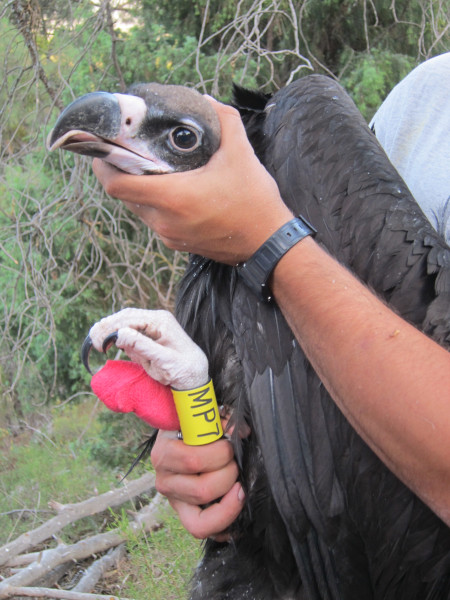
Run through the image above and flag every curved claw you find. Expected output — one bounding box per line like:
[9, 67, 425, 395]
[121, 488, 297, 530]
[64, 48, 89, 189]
[102, 331, 119, 354]
[81, 336, 94, 374]
[81, 331, 119, 374]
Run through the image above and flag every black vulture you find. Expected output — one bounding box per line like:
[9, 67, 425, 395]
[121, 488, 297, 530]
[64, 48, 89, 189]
[48, 76, 450, 599]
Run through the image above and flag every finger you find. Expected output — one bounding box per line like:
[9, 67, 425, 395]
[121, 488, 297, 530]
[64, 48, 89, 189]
[92, 158, 125, 189]
[92, 154, 200, 208]
[156, 458, 239, 505]
[170, 481, 245, 539]
[225, 420, 251, 439]
[206, 99, 252, 152]
[151, 431, 235, 474]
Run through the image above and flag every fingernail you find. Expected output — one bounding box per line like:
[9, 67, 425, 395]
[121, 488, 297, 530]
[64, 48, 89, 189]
[237, 484, 245, 503]
[203, 94, 218, 103]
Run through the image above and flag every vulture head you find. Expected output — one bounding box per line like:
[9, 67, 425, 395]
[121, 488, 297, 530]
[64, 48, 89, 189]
[47, 83, 221, 174]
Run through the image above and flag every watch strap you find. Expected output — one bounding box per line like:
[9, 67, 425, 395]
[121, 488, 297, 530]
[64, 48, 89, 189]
[238, 216, 316, 302]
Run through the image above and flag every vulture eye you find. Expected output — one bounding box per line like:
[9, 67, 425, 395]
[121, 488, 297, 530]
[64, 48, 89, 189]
[169, 126, 200, 152]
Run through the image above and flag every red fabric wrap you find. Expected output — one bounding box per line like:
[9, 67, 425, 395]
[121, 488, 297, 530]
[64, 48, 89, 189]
[90, 359, 180, 430]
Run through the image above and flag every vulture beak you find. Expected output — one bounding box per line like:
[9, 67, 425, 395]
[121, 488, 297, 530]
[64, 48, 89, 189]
[47, 91, 174, 174]
[81, 331, 119, 374]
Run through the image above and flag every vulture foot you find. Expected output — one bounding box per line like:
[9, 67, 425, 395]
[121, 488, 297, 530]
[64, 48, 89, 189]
[82, 308, 209, 390]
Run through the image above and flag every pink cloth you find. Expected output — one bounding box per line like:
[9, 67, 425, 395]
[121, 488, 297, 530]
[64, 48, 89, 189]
[91, 359, 180, 430]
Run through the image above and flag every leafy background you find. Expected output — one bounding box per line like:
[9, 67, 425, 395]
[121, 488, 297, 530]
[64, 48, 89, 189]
[0, 0, 449, 596]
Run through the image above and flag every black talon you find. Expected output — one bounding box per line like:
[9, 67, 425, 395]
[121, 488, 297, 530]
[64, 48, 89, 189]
[102, 331, 119, 354]
[81, 335, 94, 374]
[81, 331, 119, 374]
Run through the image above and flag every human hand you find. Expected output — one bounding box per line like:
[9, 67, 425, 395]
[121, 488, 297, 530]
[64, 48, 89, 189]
[151, 429, 245, 540]
[93, 99, 293, 264]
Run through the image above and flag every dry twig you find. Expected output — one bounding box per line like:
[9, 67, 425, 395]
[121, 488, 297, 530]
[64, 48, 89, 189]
[72, 544, 127, 593]
[0, 493, 166, 598]
[0, 472, 156, 567]
[0, 585, 132, 599]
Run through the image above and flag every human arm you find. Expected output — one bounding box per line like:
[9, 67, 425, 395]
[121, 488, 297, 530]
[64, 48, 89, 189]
[271, 236, 450, 525]
[93, 99, 450, 526]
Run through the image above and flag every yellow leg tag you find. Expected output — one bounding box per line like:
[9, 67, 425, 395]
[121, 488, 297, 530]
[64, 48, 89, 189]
[171, 379, 223, 445]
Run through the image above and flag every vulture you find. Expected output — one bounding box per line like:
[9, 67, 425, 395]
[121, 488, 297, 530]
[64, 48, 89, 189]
[48, 76, 450, 599]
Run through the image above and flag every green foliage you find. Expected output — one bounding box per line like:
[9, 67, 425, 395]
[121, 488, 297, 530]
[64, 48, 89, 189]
[1, 152, 104, 407]
[340, 49, 416, 120]
[112, 21, 263, 96]
[88, 409, 153, 469]
[141, 0, 251, 46]
[0, 399, 118, 543]
[121, 509, 201, 600]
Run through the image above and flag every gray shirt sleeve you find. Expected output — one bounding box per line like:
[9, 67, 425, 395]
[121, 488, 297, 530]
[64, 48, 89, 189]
[370, 53, 450, 245]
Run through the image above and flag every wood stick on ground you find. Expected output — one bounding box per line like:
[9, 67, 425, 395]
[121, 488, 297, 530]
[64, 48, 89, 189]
[0, 472, 156, 567]
[0, 585, 132, 599]
[0, 494, 167, 599]
[72, 544, 127, 593]
[31, 562, 71, 588]
[2, 551, 45, 568]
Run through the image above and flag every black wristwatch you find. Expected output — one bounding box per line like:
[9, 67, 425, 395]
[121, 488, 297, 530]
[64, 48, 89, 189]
[238, 216, 316, 302]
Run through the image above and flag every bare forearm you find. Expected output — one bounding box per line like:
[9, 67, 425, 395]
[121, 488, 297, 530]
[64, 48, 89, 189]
[272, 237, 450, 524]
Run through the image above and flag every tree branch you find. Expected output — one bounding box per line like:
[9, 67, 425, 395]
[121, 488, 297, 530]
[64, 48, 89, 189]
[0, 493, 166, 598]
[72, 544, 126, 593]
[105, 0, 126, 92]
[0, 472, 156, 567]
[9, 0, 64, 109]
[0, 585, 132, 599]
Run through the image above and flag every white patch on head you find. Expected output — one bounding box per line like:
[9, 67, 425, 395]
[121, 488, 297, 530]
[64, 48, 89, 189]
[110, 93, 174, 174]
[114, 93, 148, 138]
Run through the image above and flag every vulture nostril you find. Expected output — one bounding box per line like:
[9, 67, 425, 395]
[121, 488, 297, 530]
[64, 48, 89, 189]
[125, 117, 132, 125]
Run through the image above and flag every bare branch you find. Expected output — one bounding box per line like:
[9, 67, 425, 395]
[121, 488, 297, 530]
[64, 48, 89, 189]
[72, 544, 127, 593]
[105, 0, 127, 92]
[0, 585, 132, 599]
[0, 472, 156, 566]
[0, 494, 166, 596]
[9, 0, 63, 110]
